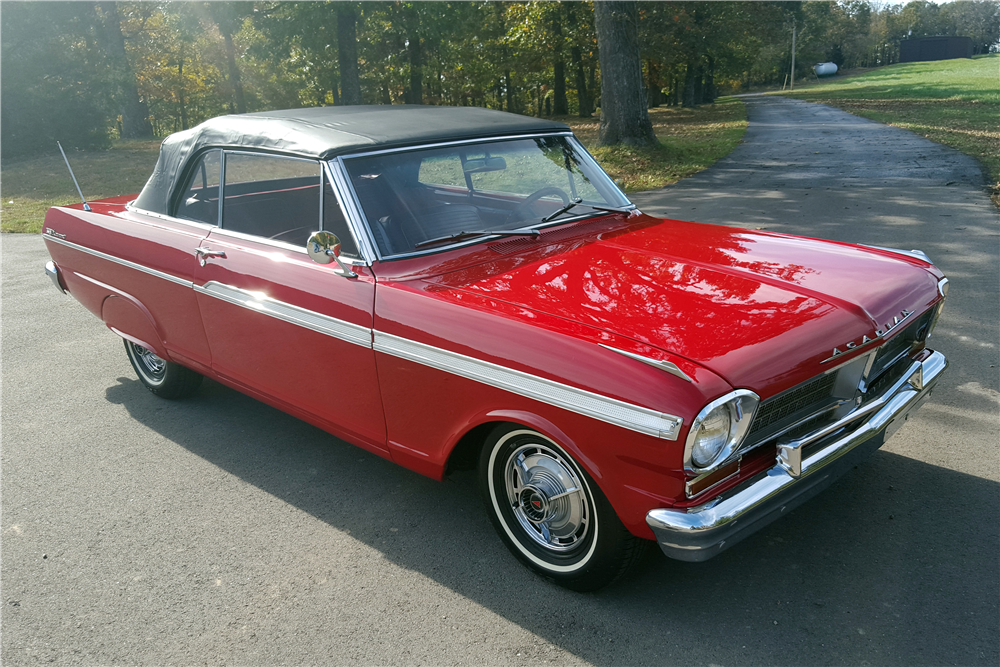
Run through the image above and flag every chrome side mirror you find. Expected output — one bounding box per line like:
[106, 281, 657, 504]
[307, 231, 357, 278]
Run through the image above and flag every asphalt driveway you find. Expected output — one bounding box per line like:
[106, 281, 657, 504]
[3, 95, 998, 665]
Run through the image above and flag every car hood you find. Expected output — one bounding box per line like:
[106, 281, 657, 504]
[427, 217, 942, 396]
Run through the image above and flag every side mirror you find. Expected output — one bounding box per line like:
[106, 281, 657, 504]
[307, 231, 357, 278]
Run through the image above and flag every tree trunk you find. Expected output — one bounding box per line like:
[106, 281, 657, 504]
[552, 13, 568, 116]
[646, 59, 662, 108]
[682, 57, 697, 108]
[406, 8, 422, 106]
[553, 59, 567, 116]
[97, 1, 152, 139]
[703, 55, 716, 105]
[177, 58, 187, 130]
[337, 4, 362, 105]
[504, 70, 515, 113]
[694, 61, 704, 105]
[588, 65, 597, 109]
[222, 31, 247, 114]
[593, 1, 655, 147]
[572, 46, 591, 117]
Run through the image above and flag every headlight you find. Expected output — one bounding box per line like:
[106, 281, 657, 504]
[685, 390, 760, 474]
[690, 405, 731, 467]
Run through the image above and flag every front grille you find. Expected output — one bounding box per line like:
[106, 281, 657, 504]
[733, 306, 934, 465]
[865, 357, 911, 399]
[749, 371, 839, 438]
[869, 309, 934, 379]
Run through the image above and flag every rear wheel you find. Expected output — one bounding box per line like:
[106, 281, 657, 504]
[479, 424, 647, 591]
[124, 339, 202, 399]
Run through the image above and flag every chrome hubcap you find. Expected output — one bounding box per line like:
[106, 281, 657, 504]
[133, 344, 166, 379]
[505, 443, 589, 552]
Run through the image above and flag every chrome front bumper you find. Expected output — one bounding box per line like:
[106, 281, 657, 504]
[646, 350, 947, 562]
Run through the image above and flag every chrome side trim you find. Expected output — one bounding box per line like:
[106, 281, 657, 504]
[126, 203, 218, 231]
[599, 344, 693, 382]
[374, 331, 683, 440]
[208, 226, 311, 255]
[646, 350, 947, 562]
[42, 235, 193, 288]
[194, 281, 372, 348]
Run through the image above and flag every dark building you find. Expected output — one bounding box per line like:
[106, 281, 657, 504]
[899, 36, 974, 63]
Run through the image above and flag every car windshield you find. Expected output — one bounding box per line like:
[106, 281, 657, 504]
[340, 135, 631, 257]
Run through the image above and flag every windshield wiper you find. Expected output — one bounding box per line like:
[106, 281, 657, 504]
[414, 228, 541, 249]
[540, 200, 634, 224]
[541, 198, 582, 223]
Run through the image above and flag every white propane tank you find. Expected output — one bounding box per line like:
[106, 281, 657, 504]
[813, 62, 839, 77]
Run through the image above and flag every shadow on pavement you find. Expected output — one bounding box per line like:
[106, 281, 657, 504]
[106, 376, 1000, 666]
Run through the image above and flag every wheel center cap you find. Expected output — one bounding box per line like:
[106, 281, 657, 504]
[519, 486, 549, 523]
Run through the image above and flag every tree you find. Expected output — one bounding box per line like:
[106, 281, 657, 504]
[1, 3, 113, 157]
[206, 2, 253, 114]
[97, 2, 153, 138]
[594, 1, 656, 146]
[943, 0, 1000, 54]
[337, 3, 362, 105]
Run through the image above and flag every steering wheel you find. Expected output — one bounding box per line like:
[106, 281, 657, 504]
[510, 186, 571, 223]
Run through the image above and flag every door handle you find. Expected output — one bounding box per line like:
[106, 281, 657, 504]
[195, 247, 227, 267]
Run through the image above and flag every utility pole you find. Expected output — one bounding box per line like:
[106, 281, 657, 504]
[790, 21, 797, 91]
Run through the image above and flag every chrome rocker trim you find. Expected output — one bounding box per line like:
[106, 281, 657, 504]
[646, 350, 947, 562]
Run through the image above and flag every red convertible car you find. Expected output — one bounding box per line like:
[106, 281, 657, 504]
[43, 106, 948, 590]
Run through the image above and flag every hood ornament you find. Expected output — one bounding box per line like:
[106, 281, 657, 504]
[823, 310, 913, 363]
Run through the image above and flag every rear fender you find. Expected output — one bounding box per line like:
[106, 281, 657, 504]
[101, 292, 170, 360]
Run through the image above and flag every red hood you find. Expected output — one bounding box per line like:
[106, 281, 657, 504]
[425, 217, 943, 396]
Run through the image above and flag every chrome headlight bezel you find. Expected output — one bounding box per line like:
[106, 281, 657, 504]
[927, 277, 949, 338]
[684, 389, 760, 475]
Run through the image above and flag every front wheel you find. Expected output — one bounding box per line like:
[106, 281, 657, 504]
[124, 339, 203, 399]
[479, 424, 647, 591]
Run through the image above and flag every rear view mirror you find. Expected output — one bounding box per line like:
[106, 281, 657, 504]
[463, 157, 507, 174]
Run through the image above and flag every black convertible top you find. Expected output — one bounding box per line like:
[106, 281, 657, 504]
[133, 105, 570, 216]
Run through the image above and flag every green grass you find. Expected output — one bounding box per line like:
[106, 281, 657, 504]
[1, 140, 161, 233]
[782, 54, 1000, 205]
[566, 97, 748, 193]
[0, 99, 747, 233]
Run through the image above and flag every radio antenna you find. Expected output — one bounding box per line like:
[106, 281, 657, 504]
[57, 141, 92, 212]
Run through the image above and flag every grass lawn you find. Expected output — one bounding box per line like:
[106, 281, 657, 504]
[1, 140, 162, 233]
[782, 53, 999, 206]
[567, 96, 747, 193]
[0, 100, 746, 234]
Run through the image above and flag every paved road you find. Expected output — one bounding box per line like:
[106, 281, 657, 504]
[3, 96, 998, 665]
